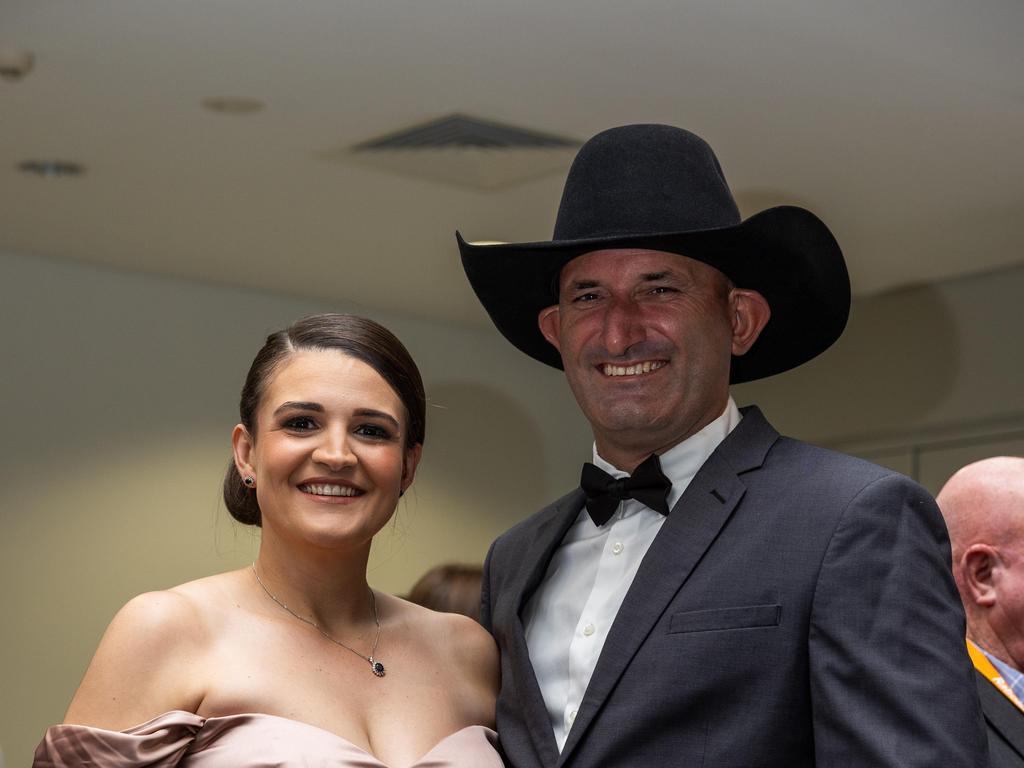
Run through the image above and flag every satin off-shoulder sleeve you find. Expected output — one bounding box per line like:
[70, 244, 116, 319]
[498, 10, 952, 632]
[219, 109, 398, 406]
[34, 711, 204, 767]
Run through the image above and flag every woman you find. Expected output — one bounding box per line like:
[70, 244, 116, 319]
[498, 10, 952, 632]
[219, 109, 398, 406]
[35, 314, 501, 767]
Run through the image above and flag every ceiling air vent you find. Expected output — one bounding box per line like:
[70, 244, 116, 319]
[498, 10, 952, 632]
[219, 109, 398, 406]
[335, 113, 581, 190]
[353, 113, 579, 150]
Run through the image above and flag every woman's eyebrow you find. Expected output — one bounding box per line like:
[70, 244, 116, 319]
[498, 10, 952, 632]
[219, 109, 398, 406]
[273, 401, 323, 416]
[353, 408, 401, 429]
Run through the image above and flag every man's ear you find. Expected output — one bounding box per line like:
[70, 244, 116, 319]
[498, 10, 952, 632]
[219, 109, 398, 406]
[962, 544, 998, 608]
[232, 423, 255, 480]
[729, 289, 771, 356]
[538, 305, 562, 353]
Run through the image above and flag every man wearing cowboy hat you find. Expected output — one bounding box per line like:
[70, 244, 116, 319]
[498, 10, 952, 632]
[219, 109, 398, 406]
[459, 124, 985, 767]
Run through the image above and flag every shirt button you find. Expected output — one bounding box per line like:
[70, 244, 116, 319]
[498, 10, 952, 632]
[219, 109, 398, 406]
[583, 623, 595, 636]
[612, 542, 624, 555]
[568, 709, 577, 723]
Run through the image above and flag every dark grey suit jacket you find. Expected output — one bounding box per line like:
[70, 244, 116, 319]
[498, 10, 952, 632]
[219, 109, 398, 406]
[978, 670, 1024, 767]
[482, 407, 987, 767]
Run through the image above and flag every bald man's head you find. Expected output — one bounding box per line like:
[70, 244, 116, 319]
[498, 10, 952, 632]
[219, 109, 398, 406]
[937, 456, 1024, 669]
[938, 457, 1024, 558]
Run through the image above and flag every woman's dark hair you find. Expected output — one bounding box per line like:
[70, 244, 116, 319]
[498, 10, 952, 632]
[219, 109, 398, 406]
[223, 313, 426, 526]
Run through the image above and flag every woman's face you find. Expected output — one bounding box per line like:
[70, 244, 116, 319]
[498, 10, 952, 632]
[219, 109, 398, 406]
[233, 349, 421, 552]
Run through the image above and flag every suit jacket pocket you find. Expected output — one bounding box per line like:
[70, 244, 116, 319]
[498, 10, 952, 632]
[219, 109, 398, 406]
[668, 604, 782, 634]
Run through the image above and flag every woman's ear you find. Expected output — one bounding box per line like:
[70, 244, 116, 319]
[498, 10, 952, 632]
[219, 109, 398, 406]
[232, 424, 256, 481]
[400, 443, 424, 495]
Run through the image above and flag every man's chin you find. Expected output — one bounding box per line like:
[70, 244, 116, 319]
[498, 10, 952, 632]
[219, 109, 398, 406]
[590, 411, 675, 445]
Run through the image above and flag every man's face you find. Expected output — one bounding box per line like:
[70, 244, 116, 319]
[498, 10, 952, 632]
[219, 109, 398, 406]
[988, 539, 1024, 670]
[538, 249, 756, 462]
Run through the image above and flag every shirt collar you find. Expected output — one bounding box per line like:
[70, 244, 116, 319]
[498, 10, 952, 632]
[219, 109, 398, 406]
[980, 646, 1024, 702]
[591, 397, 742, 511]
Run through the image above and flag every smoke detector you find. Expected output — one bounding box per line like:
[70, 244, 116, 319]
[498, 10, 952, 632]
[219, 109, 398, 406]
[18, 160, 84, 178]
[201, 96, 265, 114]
[0, 48, 34, 82]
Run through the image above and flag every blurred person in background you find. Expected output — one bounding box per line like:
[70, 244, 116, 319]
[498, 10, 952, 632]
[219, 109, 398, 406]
[408, 563, 484, 622]
[939, 456, 1024, 768]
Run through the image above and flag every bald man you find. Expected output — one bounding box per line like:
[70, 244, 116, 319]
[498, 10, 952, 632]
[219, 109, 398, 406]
[939, 457, 1024, 768]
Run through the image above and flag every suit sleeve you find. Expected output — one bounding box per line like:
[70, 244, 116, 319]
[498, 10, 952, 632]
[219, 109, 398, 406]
[480, 539, 497, 635]
[809, 472, 988, 767]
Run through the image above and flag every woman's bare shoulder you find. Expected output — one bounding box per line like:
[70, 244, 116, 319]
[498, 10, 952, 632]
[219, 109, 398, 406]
[103, 587, 208, 659]
[387, 596, 499, 694]
[63, 571, 247, 729]
[107, 569, 246, 640]
[168, 568, 252, 611]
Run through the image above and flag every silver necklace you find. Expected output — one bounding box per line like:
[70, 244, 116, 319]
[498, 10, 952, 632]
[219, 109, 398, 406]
[251, 563, 386, 677]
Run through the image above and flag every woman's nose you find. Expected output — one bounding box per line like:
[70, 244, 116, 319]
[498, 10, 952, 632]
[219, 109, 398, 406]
[312, 429, 356, 470]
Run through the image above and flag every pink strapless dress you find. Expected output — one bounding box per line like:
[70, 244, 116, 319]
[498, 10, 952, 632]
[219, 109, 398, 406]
[33, 711, 503, 767]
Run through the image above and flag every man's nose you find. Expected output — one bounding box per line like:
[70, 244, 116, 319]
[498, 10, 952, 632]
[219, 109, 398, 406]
[601, 297, 646, 357]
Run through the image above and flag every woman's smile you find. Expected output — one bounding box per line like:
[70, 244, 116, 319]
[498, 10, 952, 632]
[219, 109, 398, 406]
[297, 482, 363, 498]
[296, 477, 367, 503]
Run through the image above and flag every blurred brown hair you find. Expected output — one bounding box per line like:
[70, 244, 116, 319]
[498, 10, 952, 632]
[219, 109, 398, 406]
[407, 563, 484, 623]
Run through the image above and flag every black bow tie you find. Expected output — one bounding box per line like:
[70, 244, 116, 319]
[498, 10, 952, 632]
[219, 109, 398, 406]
[580, 453, 672, 526]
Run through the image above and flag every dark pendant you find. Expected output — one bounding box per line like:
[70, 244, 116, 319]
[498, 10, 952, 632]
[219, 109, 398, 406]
[370, 658, 386, 677]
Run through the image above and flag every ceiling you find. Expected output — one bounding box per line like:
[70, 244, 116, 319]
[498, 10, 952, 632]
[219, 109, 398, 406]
[2, 0, 1022, 327]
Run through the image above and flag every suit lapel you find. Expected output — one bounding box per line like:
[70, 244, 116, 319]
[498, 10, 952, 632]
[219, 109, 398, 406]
[977, 670, 1024, 760]
[504, 490, 586, 767]
[557, 407, 778, 765]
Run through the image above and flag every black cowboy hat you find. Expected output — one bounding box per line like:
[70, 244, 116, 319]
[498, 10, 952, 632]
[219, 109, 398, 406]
[457, 124, 850, 384]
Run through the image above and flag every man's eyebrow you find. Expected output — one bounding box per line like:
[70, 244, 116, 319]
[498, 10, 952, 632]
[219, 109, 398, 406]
[273, 401, 324, 416]
[564, 271, 677, 294]
[640, 271, 672, 281]
[570, 272, 674, 288]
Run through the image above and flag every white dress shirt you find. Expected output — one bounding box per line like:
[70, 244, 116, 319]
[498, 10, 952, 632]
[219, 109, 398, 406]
[522, 398, 741, 751]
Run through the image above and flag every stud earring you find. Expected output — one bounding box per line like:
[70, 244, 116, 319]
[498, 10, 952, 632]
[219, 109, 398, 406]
[243, 475, 256, 488]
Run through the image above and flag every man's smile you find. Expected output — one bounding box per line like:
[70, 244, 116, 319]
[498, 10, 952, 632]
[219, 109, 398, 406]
[599, 360, 667, 377]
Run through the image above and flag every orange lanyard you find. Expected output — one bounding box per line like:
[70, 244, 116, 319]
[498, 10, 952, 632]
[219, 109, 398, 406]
[968, 639, 1024, 714]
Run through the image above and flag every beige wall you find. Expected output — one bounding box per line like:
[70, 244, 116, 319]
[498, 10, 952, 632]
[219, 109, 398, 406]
[733, 264, 1024, 491]
[3, 247, 1023, 764]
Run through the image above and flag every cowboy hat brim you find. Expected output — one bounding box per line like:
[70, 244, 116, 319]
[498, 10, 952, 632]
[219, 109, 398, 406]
[458, 205, 849, 384]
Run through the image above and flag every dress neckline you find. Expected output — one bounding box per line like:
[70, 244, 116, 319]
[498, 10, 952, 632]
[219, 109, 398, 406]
[116, 710, 496, 767]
